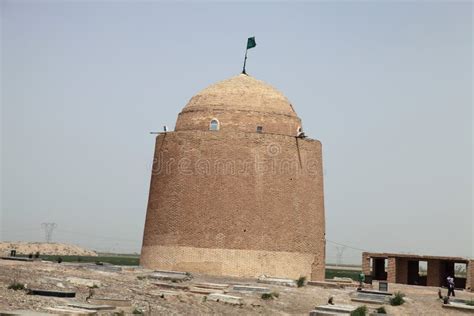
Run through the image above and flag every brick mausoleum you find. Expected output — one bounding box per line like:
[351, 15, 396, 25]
[140, 74, 326, 280]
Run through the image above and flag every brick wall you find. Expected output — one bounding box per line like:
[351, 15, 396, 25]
[175, 109, 302, 137]
[362, 252, 371, 276]
[467, 260, 474, 291]
[140, 245, 320, 279]
[387, 257, 396, 283]
[387, 257, 408, 284]
[427, 259, 441, 287]
[396, 258, 408, 283]
[140, 130, 325, 280]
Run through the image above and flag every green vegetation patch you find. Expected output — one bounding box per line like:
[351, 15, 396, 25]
[261, 292, 279, 300]
[350, 305, 367, 316]
[375, 306, 387, 314]
[325, 269, 361, 281]
[39, 255, 139, 266]
[296, 276, 306, 287]
[390, 291, 405, 306]
[8, 282, 25, 291]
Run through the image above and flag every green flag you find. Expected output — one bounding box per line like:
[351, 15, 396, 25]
[247, 37, 256, 49]
[242, 36, 257, 74]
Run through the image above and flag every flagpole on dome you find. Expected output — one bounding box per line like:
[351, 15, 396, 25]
[242, 36, 256, 75]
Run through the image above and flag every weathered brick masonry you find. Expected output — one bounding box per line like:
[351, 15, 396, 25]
[140, 74, 326, 280]
[467, 259, 474, 290]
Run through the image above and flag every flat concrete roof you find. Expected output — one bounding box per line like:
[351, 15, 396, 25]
[363, 252, 470, 263]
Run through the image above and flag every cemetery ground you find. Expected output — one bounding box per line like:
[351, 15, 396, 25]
[36, 255, 361, 281]
[0, 258, 473, 315]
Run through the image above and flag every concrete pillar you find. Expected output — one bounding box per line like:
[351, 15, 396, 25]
[387, 257, 396, 283]
[427, 259, 441, 287]
[362, 252, 371, 276]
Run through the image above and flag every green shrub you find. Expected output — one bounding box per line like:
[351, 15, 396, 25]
[261, 293, 273, 300]
[261, 292, 279, 300]
[325, 268, 360, 281]
[132, 308, 144, 315]
[390, 291, 405, 306]
[350, 305, 367, 316]
[375, 306, 387, 314]
[296, 276, 306, 287]
[466, 300, 474, 306]
[8, 282, 25, 291]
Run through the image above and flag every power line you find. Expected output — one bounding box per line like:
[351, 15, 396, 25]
[1, 228, 141, 244]
[326, 239, 368, 252]
[55, 229, 141, 243]
[0, 227, 140, 243]
[0, 226, 45, 233]
[0, 229, 42, 235]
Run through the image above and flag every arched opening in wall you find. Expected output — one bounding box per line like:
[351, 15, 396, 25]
[209, 119, 219, 131]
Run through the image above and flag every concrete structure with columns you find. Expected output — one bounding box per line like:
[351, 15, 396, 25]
[362, 252, 473, 291]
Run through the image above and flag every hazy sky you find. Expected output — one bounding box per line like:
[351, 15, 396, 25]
[1, 1, 472, 263]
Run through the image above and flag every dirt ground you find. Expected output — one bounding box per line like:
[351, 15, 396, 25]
[0, 259, 472, 315]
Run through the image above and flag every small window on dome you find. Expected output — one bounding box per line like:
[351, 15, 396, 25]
[256, 126, 263, 133]
[210, 119, 219, 131]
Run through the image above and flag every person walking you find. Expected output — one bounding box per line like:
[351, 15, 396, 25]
[447, 276, 455, 297]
